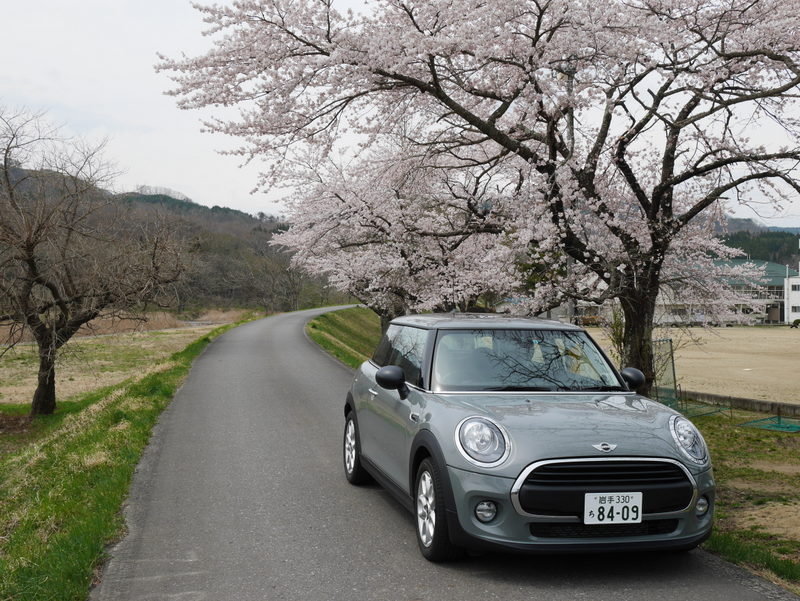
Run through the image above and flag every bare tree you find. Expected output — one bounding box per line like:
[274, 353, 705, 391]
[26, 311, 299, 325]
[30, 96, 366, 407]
[0, 108, 186, 415]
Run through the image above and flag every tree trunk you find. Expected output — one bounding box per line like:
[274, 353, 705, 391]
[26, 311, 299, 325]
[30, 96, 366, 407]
[31, 346, 57, 416]
[619, 290, 658, 395]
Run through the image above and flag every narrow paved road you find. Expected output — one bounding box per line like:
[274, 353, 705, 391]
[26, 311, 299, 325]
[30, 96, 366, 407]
[92, 308, 798, 601]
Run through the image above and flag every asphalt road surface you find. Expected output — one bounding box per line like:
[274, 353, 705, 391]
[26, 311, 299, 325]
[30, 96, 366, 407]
[92, 307, 799, 601]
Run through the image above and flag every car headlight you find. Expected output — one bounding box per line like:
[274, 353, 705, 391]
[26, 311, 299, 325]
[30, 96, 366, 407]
[669, 415, 709, 465]
[456, 417, 510, 467]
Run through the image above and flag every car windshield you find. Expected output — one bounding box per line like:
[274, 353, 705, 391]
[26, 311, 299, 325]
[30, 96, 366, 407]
[431, 329, 623, 393]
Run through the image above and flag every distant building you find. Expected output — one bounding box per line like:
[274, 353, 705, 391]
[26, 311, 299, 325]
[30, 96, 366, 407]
[531, 259, 800, 326]
[724, 259, 799, 324]
[646, 260, 797, 326]
[786, 272, 800, 324]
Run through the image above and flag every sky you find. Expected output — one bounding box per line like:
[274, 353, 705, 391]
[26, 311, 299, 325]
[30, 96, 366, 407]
[2, 1, 284, 216]
[2, 1, 800, 227]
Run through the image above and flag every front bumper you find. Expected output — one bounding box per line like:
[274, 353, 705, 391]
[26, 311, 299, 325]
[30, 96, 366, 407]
[445, 461, 715, 553]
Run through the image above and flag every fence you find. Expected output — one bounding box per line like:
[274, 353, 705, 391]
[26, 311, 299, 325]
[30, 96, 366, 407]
[652, 338, 726, 418]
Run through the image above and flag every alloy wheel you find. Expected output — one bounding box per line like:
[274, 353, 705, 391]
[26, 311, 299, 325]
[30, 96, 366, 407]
[344, 419, 357, 474]
[417, 470, 436, 547]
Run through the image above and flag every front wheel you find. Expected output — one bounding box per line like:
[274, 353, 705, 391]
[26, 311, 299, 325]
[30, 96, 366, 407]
[415, 458, 461, 562]
[343, 412, 371, 485]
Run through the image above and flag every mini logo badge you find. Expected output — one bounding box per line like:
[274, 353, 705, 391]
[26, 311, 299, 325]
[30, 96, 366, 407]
[592, 442, 617, 453]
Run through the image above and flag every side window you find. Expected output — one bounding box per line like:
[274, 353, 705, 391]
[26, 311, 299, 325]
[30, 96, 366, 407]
[372, 326, 396, 367]
[387, 326, 427, 387]
[373, 325, 427, 387]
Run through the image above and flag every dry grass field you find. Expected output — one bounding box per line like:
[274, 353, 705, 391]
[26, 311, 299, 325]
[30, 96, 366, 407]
[0, 310, 250, 406]
[588, 326, 800, 405]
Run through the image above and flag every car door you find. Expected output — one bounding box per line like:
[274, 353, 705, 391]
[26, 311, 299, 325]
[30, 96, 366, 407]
[361, 325, 428, 491]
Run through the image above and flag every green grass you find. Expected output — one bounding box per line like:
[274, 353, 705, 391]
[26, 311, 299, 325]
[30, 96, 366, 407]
[705, 532, 800, 584]
[0, 325, 239, 601]
[693, 411, 800, 589]
[306, 307, 800, 592]
[305, 306, 381, 368]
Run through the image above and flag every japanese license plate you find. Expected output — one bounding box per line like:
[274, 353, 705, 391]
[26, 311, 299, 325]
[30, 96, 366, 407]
[584, 492, 642, 524]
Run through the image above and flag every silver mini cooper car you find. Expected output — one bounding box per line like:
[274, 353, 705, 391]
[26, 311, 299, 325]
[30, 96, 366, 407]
[343, 314, 713, 561]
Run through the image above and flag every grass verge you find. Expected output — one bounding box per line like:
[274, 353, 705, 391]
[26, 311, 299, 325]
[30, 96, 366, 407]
[694, 411, 800, 593]
[307, 307, 800, 593]
[0, 322, 240, 601]
[305, 306, 381, 368]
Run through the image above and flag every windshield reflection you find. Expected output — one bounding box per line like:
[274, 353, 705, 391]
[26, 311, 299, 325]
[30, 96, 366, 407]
[431, 329, 623, 393]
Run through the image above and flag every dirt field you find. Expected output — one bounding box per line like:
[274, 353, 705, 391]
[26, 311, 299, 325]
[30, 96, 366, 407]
[589, 326, 800, 405]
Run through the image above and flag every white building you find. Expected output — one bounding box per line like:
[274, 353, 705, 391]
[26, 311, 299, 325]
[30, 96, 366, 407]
[785, 269, 800, 325]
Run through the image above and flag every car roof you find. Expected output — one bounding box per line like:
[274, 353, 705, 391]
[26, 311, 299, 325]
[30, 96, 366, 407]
[390, 313, 583, 331]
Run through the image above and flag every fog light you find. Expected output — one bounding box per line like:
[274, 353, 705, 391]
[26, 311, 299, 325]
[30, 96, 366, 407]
[475, 501, 497, 523]
[696, 496, 710, 517]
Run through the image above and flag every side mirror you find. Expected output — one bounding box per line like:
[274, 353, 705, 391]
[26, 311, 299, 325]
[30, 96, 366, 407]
[376, 365, 410, 400]
[620, 367, 646, 391]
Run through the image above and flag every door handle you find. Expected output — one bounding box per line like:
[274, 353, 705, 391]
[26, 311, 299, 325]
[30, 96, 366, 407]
[409, 412, 421, 423]
[368, 388, 378, 396]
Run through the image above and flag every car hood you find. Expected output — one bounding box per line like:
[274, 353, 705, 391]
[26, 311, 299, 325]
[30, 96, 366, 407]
[430, 392, 698, 475]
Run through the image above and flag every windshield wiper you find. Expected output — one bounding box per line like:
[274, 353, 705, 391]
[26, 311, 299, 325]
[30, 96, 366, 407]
[483, 386, 555, 392]
[571, 385, 627, 392]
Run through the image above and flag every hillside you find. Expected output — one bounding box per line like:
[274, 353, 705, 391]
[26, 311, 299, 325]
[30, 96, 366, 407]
[768, 226, 800, 235]
[118, 192, 279, 237]
[721, 216, 766, 233]
[112, 191, 339, 312]
[3, 164, 338, 313]
[723, 230, 800, 267]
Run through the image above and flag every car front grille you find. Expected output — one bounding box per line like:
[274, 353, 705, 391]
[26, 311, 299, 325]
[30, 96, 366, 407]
[530, 519, 679, 538]
[516, 459, 694, 517]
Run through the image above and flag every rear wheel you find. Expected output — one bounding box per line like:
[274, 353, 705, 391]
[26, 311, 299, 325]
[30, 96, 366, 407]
[343, 412, 371, 485]
[415, 458, 461, 562]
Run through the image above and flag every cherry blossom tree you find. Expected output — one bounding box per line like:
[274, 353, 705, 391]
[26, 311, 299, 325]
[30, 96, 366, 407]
[276, 141, 763, 333]
[274, 143, 521, 330]
[159, 0, 800, 387]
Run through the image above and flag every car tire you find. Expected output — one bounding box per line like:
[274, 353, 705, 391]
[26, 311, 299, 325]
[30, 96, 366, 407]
[343, 412, 371, 485]
[414, 458, 461, 562]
